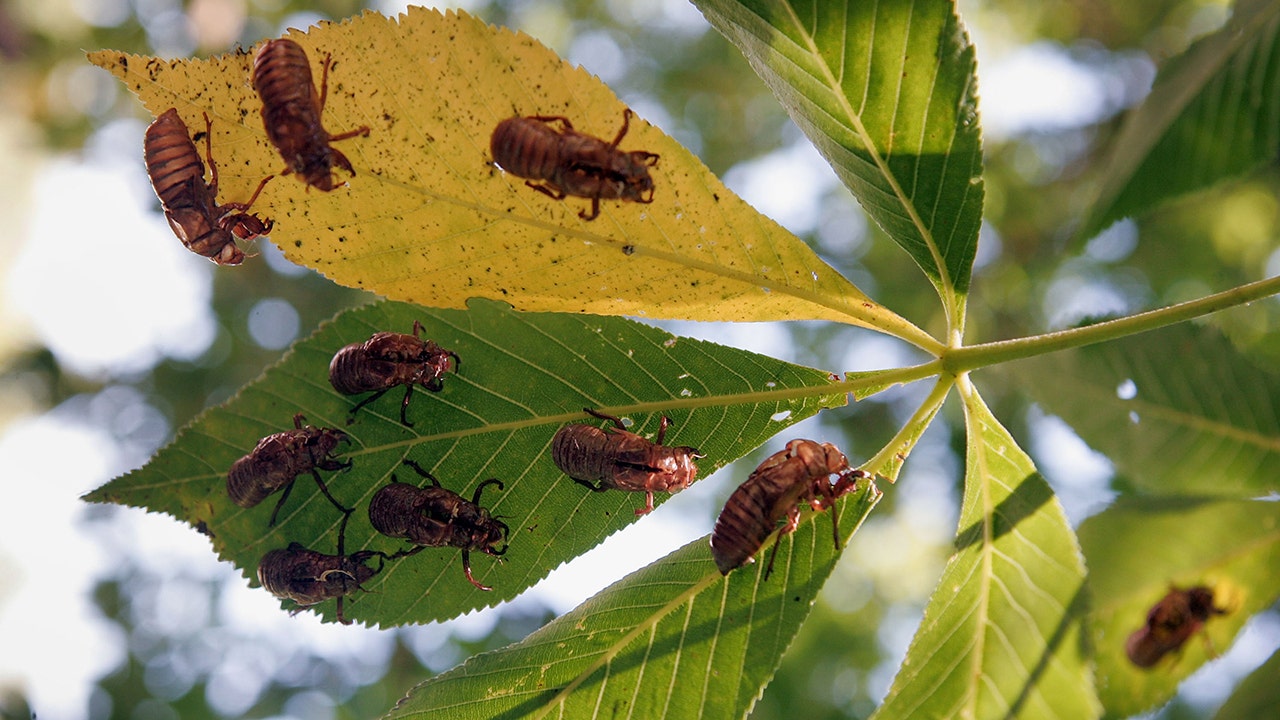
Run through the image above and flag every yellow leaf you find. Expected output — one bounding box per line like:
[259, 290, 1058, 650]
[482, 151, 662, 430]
[90, 8, 936, 345]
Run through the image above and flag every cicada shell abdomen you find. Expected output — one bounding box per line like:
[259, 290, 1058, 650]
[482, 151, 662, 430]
[490, 116, 565, 183]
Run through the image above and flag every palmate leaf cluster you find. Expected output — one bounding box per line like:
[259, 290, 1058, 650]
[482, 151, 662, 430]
[85, 1, 1280, 718]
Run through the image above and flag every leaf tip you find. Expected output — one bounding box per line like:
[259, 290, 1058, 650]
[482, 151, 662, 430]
[80, 487, 112, 504]
[85, 49, 133, 78]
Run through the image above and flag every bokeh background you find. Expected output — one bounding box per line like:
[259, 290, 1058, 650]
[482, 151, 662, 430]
[2, 0, 1279, 718]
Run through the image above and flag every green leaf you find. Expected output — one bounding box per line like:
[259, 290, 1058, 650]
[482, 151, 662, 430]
[87, 8, 939, 349]
[1214, 646, 1280, 720]
[1006, 322, 1280, 497]
[693, 0, 985, 330]
[386, 483, 882, 719]
[873, 384, 1097, 720]
[1082, 0, 1280, 238]
[1079, 496, 1280, 718]
[85, 298, 848, 627]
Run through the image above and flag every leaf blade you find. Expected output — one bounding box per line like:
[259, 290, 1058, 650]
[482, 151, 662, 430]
[1082, 0, 1280, 237]
[692, 0, 985, 329]
[1006, 322, 1280, 497]
[85, 299, 850, 627]
[872, 384, 1097, 720]
[1214, 646, 1280, 720]
[385, 484, 882, 719]
[1080, 496, 1280, 717]
[87, 9, 935, 346]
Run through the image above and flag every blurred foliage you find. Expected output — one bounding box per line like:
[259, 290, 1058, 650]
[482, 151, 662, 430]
[4, 0, 1280, 718]
[83, 549, 555, 719]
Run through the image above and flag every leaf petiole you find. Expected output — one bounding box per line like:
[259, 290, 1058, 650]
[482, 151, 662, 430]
[943, 274, 1280, 373]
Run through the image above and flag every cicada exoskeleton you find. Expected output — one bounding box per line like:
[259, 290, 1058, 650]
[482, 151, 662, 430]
[490, 110, 658, 220]
[253, 38, 370, 191]
[257, 514, 388, 624]
[328, 320, 460, 426]
[144, 108, 273, 264]
[226, 413, 352, 526]
[551, 408, 701, 516]
[1126, 585, 1227, 668]
[710, 439, 866, 580]
[368, 459, 509, 591]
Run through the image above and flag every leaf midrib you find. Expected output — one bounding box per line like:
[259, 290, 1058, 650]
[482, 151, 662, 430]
[963, 382, 996, 720]
[118, 381, 849, 493]
[347, 170, 923, 336]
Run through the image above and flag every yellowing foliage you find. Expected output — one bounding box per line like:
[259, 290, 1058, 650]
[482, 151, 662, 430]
[91, 8, 933, 341]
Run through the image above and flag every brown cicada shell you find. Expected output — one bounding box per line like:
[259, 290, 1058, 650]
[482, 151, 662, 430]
[490, 109, 659, 220]
[143, 108, 273, 265]
[1126, 585, 1227, 668]
[328, 320, 460, 427]
[259, 543, 384, 624]
[551, 408, 701, 516]
[258, 511, 388, 625]
[253, 38, 370, 191]
[710, 439, 866, 580]
[226, 413, 352, 526]
[368, 459, 509, 591]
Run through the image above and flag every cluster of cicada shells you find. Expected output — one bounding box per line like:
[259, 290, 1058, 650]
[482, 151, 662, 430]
[143, 38, 662, 268]
[224, 309, 878, 622]
[153, 34, 877, 623]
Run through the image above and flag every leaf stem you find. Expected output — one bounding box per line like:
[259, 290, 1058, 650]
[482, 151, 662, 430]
[863, 374, 955, 480]
[944, 275, 1280, 372]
